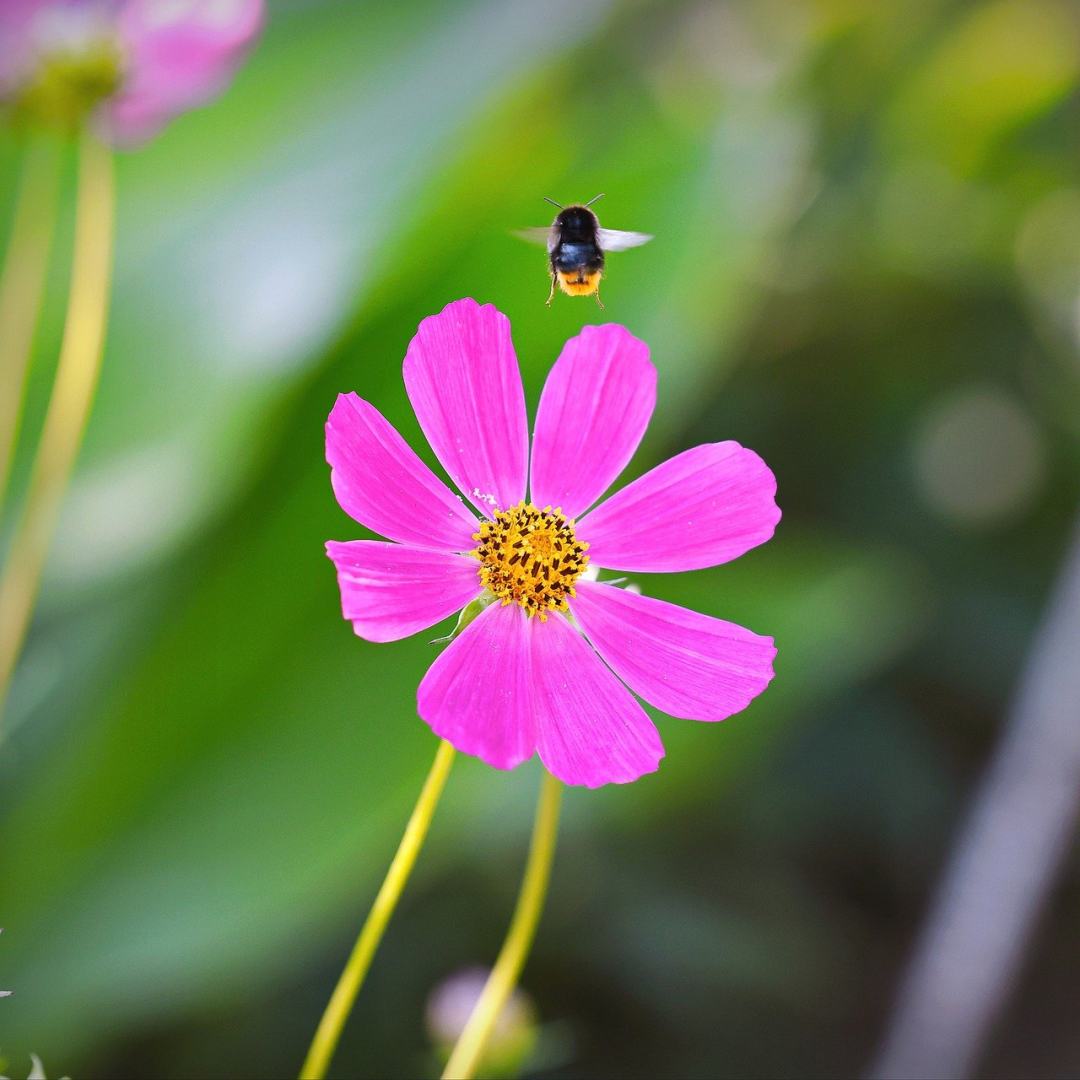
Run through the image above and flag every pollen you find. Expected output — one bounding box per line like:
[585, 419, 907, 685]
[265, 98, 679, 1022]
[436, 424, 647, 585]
[473, 501, 589, 620]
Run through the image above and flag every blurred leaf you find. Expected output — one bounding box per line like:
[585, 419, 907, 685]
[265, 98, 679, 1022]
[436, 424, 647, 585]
[887, 1, 1079, 174]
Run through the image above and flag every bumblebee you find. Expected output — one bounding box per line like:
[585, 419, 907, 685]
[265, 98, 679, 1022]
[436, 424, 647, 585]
[518, 195, 652, 307]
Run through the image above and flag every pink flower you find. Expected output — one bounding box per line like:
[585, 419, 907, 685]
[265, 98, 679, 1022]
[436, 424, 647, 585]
[326, 299, 780, 788]
[0, 0, 263, 145]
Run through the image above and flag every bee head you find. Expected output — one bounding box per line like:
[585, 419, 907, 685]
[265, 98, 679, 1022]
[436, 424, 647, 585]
[555, 205, 599, 232]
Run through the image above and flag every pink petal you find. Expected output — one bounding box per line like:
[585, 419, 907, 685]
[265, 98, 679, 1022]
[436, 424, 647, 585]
[570, 581, 775, 721]
[326, 393, 479, 553]
[578, 442, 780, 573]
[529, 324, 656, 519]
[325, 541, 481, 643]
[417, 601, 535, 771]
[0, 0, 50, 93]
[101, 0, 263, 145]
[403, 299, 528, 516]
[532, 612, 664, 788]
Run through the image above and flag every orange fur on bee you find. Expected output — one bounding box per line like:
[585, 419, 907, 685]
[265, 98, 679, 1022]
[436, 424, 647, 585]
[556, 269, 601, 296]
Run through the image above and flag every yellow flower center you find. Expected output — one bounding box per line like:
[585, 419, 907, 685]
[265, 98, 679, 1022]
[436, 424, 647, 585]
[473, 502, 589, 620]
[12, 38, 125, 130]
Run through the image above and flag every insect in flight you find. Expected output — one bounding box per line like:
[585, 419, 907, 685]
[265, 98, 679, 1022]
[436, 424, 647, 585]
[517, 194, 652, 307]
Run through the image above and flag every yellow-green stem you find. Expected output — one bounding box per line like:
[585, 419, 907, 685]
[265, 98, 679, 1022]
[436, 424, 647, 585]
[0, 138, 61, 513]
[299, 738, 457, 1080]
[442, 769, 563, 1080]
[0, 129, 114, 738]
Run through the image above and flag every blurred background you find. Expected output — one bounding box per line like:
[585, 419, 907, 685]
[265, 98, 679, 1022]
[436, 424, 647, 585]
[2, 0, 1080, 1076]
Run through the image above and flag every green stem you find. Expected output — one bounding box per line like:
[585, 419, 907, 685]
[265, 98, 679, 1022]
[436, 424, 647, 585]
[442, 769, 563, 1080]
[0, 137, 61, 514]
[299, 738, 457, 1080]
[0, 129, 114, 739]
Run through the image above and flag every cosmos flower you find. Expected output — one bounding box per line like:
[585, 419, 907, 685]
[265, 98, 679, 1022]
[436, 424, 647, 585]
[325, 299, 780, 788]
[0, 0, 263, 144]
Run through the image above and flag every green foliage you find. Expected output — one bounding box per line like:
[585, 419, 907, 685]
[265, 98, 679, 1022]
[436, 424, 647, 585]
[1, 1, 1078, 1076]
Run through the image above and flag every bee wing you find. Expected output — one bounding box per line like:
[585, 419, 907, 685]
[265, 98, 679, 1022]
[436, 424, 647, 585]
[514, 226, 558, 252]
[597, 228, 653, 252]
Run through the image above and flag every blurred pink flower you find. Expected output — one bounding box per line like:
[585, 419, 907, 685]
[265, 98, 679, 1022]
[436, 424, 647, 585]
[0, 0, 263, 144]
[326, 299, 780, 788]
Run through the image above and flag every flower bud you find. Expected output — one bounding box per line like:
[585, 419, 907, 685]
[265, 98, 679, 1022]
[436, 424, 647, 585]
[426, 967, 538, 1078]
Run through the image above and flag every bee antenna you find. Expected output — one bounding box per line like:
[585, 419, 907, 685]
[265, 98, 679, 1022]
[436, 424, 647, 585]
[584, 192, 606, 207]
[543, 196, 563, 209]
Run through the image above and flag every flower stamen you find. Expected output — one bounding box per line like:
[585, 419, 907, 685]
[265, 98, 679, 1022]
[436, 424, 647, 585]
[473, 501, 588, 620]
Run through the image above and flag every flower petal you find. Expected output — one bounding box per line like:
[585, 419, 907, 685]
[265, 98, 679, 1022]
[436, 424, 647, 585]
[0, 1, 50, 93]
[529, 324, 656, 519]
[103, 0, 264, 145]
[326, 393, 478, 553]
[326, 541, 481, 643]
[417, 601, 535, 771]
[570, 581, 775, 721]
[578, 442, 780, 572]
[532, 612, 664, 787]
[403, 298, 528, 516]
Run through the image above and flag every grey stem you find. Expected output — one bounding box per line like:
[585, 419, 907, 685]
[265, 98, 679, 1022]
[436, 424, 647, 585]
[872, 514, 1080, 1080]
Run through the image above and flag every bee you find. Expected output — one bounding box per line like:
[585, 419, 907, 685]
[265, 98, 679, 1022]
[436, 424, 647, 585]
[517, 195, 652, 307]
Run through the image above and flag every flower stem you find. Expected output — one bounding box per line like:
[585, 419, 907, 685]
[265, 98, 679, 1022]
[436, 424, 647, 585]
[299, 738, 457, 1080]
[0, 137, 61, 514]
[442, 769, 563, 1080]
[0, 129, 114, 739]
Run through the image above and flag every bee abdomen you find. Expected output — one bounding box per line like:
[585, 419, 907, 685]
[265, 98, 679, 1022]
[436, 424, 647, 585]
[552, 242, 603, 275]
[556, 268, 602, 296]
